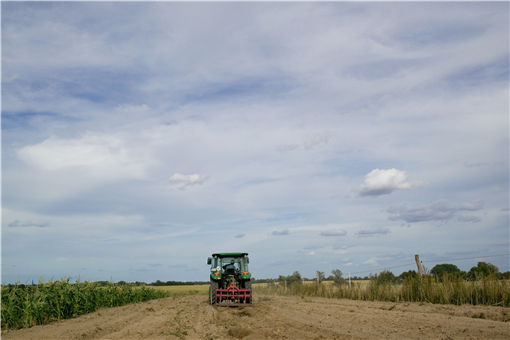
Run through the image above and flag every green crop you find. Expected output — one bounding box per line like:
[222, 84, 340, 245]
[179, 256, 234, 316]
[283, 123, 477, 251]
[1, 279, 169, 329]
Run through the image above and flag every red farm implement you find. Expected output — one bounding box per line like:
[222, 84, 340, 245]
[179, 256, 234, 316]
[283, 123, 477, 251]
[215, 280, 252, 305]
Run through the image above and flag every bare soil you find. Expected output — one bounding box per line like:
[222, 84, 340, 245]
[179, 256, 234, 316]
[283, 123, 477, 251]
[3, 295, 510, 339]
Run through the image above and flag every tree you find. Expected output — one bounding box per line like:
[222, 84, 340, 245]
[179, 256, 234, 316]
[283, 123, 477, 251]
[278, 271, 302, 285]
[467, 262, 499, 280]
[398, 270, 417, 282]
[330, 269, 345, 285]
[373, 270, 396, 284]
[430, 264, 462, 278]
[500, 271, 510, 280]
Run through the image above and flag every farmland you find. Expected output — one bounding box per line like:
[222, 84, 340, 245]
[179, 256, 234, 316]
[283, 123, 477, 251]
[3, 277, 510, 338]
[3, 293, 510, 339]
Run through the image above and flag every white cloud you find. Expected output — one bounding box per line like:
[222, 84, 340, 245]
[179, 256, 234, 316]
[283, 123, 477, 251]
[363, 257, 378, 266]
[17, 134, 146, 180]
[169, 173, 207, 189]
[360, 168, 413, 196]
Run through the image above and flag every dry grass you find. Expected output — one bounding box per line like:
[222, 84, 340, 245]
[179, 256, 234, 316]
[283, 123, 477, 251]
[151, 284, 209, 296]
[254, 276, 510, 307]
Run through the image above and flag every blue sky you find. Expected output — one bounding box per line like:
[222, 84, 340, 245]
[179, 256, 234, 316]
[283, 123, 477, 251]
[2, 2, 509, 283]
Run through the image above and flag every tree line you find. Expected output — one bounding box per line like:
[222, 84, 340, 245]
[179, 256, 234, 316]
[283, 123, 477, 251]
[271, 261, 510, 285]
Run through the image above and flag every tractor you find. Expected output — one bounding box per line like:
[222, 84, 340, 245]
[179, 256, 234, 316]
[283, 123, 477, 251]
[207, 252, 252, 305]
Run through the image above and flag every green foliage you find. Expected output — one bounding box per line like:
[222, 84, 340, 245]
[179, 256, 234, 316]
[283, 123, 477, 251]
[1, 279, 169, 329]
[430, 263, 461, 277]
[372, 270, 397, 284]
[467, 262, 499, 280]
[500, 272, 510, 280]
[330, 269, 345, 285]
[278, 271, 302, 285]
[398, 270, 417, 282]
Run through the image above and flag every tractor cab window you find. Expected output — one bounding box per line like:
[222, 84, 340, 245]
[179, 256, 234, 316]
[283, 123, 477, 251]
[218, 256, 249, 272]
[221, 257, 238, 271]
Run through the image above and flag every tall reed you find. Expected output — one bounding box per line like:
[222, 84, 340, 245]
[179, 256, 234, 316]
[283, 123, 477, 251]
[255, 276, 510, 307]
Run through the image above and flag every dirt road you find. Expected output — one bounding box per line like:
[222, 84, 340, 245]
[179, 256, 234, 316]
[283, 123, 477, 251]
[3, 295, 510, 339]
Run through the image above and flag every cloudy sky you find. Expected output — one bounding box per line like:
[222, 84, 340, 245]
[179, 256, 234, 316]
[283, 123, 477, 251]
[2, 2, 509, 283]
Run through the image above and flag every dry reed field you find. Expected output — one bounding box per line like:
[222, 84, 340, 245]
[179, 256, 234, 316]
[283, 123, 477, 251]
[257, 276, 510, 307]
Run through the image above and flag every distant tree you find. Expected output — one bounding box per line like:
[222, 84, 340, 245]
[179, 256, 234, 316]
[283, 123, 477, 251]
[398, 270, 417, 282]
[278, 271, 302, 285]
[288, 271, 302, 284]
[373, 270, 397, 284]
[500, 272, 510, 280]
[330, 269, 345, 285]
[467, 262, 499, 280]
[430, 264, 462, 279]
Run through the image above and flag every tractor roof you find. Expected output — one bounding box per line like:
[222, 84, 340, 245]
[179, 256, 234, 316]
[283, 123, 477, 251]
[212, 252, 248, 257]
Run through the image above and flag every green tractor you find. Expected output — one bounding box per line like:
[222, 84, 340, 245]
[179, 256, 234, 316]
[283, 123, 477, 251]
[207, 252, 252, 305]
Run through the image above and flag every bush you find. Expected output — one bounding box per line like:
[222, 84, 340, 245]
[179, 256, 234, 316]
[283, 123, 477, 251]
[468, 262, 499, 280]
[372, 270, 397, 284]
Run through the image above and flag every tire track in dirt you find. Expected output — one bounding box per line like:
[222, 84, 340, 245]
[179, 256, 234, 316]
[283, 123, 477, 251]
[3, 295, 510, 339]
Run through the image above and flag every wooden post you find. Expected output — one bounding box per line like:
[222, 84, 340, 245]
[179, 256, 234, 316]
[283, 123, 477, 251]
[316, 271, 320, 294]
[415, 254, 422, 277]
[348, 272, 351, 288]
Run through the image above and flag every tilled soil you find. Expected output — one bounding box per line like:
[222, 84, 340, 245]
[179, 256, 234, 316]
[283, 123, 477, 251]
[3, 295, 510, 339]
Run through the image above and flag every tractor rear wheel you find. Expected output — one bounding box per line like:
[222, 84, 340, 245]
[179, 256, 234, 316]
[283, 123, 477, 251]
[245, 280, 252, 290]
[209, 280, 218, 305]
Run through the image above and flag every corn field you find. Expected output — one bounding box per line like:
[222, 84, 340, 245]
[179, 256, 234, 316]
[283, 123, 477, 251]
[1, 279, 169, 329]
[255, 275, 510, 307]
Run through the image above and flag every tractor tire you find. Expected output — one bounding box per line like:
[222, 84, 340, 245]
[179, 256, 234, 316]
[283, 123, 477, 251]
[244, 280, 252, 304]
[245, 280, 252, 290]
[209, 280, 218, 305]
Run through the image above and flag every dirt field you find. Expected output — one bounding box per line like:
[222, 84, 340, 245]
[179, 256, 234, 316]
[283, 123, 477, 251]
[3, 295, 510, 339]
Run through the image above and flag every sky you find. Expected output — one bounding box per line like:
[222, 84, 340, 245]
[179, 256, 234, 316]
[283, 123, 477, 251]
[1, 2, 509, 283]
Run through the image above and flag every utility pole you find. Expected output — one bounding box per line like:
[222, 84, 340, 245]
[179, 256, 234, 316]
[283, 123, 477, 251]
[415, 254, 423, 277]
